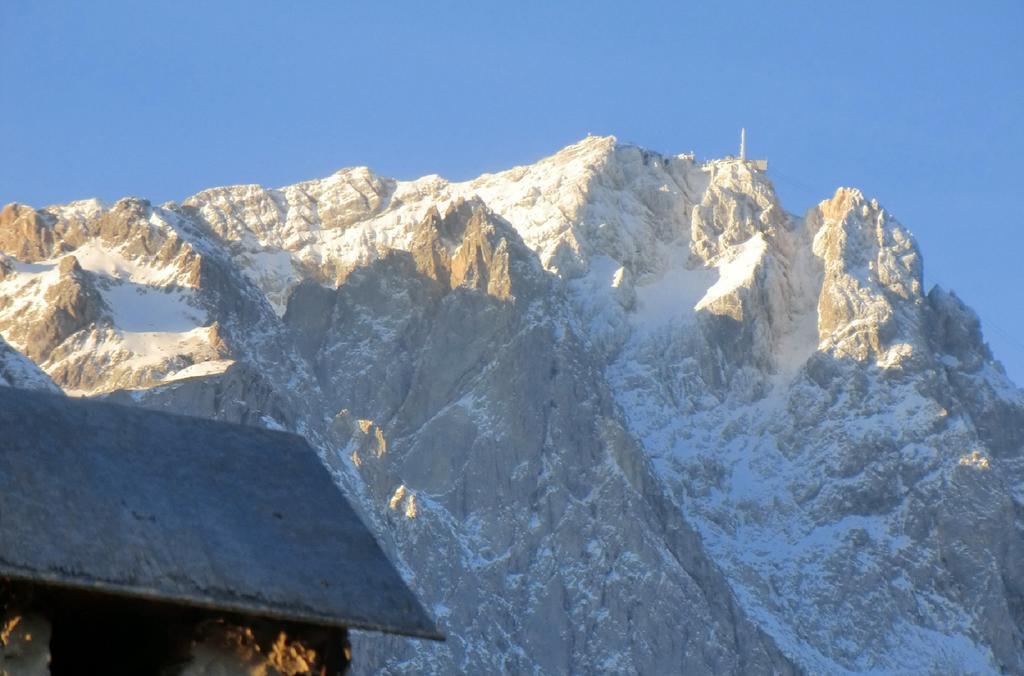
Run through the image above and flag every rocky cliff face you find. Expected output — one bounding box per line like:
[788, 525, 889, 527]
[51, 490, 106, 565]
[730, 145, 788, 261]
[1, 136, 1021, 673]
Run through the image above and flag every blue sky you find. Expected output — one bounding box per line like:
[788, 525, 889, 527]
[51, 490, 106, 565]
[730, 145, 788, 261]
[2, 1, 1022, 383]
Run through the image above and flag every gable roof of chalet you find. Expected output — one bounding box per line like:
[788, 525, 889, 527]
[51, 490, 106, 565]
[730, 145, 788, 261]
[0, 386, 440, 640]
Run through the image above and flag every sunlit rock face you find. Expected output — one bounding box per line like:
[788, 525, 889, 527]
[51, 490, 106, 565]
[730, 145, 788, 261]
[809, 188, 927, 366]
[1, 136, 1022, 673]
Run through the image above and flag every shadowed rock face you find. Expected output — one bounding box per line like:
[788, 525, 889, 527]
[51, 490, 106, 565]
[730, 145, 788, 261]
[0, 336, 58, 391]
[1, 136, 1022, 673]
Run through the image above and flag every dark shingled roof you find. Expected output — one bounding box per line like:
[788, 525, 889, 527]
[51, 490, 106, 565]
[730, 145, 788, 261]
[0, 386, 440, 640]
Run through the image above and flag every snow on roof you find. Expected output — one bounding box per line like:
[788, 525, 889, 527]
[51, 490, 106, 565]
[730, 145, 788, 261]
[0, 387, 441, 640]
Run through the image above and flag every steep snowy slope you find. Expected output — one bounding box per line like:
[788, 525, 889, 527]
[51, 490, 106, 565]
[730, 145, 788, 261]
[1, 136, 1021, 673]
[0, 336, 57, 391]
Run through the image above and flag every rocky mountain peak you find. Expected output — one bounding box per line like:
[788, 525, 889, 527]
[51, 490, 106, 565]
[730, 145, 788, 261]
[691, 158, 787, 262]
[809, 187, 926, 366]
[0, 203, 58, 262]
[0, 136, 1021, 673]
[412, 196, 543, 301]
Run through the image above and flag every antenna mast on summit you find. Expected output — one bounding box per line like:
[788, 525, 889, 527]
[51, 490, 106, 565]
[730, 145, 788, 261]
[737, 128, 767, 171]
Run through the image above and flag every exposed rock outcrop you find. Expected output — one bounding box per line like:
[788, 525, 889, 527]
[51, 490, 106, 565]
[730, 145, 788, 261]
[0, 205, 59, 262]
[0, 136, 1020, 673]
[17, 256, 105, 363]
[808, 188, 927, 366]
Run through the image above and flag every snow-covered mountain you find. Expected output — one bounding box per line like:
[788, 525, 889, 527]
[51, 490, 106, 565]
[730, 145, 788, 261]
[1, 136, 1021, 673]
